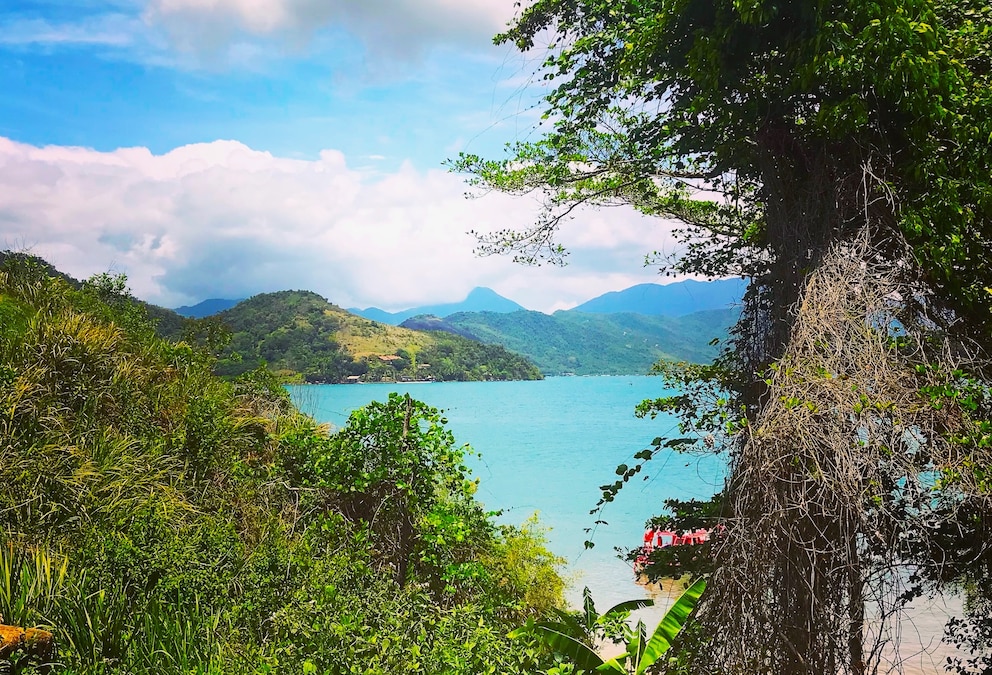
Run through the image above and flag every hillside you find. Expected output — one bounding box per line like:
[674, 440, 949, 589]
[0, 251, 189, 342]
[570, 278, 746, 316]
[435, 308, 738, 375]
[214, 290, 542, 383]
[0, 252, 564, 675]
[397, 314, 480, 340]
[351, 286, 525, 325]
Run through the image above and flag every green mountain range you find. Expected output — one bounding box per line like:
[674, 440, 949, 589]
[347, 278, 745, 325]
[401, 308, 738, 376]
[570, 278, 746, 315]
[212, 290, 543, 383]
[215, 290, 737, 380]
[5, 253, 736, 380]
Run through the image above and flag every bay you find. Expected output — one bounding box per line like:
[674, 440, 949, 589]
[288, 377, 964, 673]
[288, 375, 726, 610]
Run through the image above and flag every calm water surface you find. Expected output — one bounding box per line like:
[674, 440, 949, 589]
[288, 377, 963, 671]
[288, 376, 726, 609]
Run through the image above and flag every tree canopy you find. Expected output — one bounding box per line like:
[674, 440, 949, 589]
[457, 0, 992, 320]
[452, 1, 992, 673]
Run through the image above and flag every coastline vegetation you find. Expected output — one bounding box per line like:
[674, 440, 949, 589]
[0, 255, 565, 674]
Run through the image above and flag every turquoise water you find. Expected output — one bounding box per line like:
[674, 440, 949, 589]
[288, 376, 726, 610]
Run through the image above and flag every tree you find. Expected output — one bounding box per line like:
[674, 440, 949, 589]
[452, 1, 992, 672]
[287, 393, 485, 589]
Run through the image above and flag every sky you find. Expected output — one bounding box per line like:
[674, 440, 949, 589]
[0, 0, 686, 313]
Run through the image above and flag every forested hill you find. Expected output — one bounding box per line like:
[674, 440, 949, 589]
[403, 308, 737, 376]
[0, 251, 189, 340]
[213, 290, 542, 383]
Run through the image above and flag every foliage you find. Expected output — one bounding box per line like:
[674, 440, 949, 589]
[0, 254, 566, 674]
[416, 331, 544, 381]
[945, 591, 992, 675]
[454, 0, 992, 320]
[628, 496, 725, 582]
[0, 542, 68, 629]
[279, 393, 491, 589]
[267, 529, 562, 675]
[510, 579, 706, 674]
[452, 0, 992, 672]
[481, 515, 569, 621]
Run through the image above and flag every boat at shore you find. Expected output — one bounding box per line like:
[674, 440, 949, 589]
[634, 526, 718, 569]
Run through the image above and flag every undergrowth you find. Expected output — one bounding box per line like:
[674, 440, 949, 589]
[0, 254, 565, 674]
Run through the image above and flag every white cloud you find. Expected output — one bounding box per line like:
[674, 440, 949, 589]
[0, 14, 142, 48]
[145, 0, 515, 61]
[0, 137, 676, 312]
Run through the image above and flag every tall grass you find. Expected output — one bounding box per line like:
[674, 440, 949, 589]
[0, 542, 228, 674]
[46, 577, 226, 675]
[0, 542, 67, 628]
[0, 266, 241, 673]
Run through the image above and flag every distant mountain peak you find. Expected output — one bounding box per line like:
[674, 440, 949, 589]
[173, 298, 245, 319]
[466, 286, 501, 299]
[350, 287, 525, 325]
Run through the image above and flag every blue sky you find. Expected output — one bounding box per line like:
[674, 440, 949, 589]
[0, 0, 680, 312]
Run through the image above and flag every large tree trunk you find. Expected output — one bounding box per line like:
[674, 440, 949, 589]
[693, 128, 880, 674]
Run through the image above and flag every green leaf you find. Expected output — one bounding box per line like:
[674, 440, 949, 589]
[596, 656, 629, 673]
[525, 624, 606, 671]
[583, 586, 598, 632]
[548, 609, 586, 639]
[635, 577, 706, 675]
[600, 598, 654, 619]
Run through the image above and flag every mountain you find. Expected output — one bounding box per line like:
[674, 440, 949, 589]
[569, 278, 746, 316]
[174, 298, 244, 318]
[439, 307, 738, 376]
[351, 287, 525, 325]
[213, 291, 542, 383]
[352, 279, 745, 325]
[399, 315, 480, 341]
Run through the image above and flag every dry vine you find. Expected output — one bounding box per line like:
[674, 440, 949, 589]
[689, 230, 992, 675]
